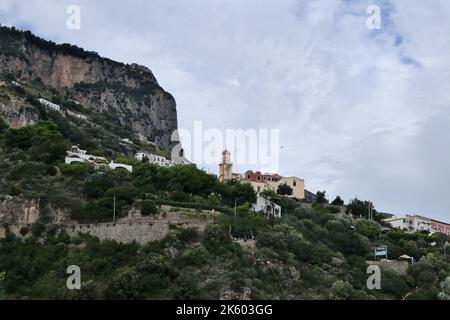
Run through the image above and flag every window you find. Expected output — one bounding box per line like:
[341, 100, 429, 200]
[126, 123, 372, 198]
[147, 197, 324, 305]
[247, 175, 251, 179]
[293, 181, 297, 187]
[257, 176, 261, 181]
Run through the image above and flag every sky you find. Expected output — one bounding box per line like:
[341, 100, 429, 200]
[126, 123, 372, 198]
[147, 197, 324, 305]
[1, 0, 449, 221]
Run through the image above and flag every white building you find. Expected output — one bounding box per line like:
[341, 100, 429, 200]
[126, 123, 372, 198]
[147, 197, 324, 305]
[65, 145, 107, 165]
[65, 146, 133, 173]
[38, 98, 61, 112]
[383, 214, 434, 234]
[108, 161, 133, 173]
[253, 193, 282, 218]
[66, 109, 87, 121]
[68, 99, 80, 105]
[121, 138, 133, 144]
[135, 152, 174, 167]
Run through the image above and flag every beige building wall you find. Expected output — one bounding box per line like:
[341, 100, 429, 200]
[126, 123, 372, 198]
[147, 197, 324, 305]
[243, 177, 305, 200]
[246, 181, 276, 194]
[278, 177, 305, 199]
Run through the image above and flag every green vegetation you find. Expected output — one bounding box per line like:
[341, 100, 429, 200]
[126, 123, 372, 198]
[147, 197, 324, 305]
[1, 196, 449, 299]
[331, 196, 344, 206]
[277, 183, 293, 196]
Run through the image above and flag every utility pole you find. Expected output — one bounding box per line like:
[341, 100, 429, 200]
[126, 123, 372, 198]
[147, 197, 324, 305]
[113, 193, 116, 223]
[368, 202, 373, 221]
[230, 197, 243, 237]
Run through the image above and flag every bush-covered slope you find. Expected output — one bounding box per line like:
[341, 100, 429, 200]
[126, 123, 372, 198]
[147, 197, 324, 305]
[1, 116, 450, 300]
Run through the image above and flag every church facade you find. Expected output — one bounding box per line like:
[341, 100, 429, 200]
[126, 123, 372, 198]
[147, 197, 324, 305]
[218, 150, 305, 200]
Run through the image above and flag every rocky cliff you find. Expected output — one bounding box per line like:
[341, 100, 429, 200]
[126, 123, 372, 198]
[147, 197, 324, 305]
[0, 26, 178, 151]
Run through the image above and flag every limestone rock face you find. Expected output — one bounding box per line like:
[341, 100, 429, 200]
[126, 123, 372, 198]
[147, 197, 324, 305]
[0, 94, 40, 128]
[0, 27, 178, 151]
[0, 195, 39, 226]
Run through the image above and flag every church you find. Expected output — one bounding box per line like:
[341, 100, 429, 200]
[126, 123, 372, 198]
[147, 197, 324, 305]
[218, 150, 305, 200]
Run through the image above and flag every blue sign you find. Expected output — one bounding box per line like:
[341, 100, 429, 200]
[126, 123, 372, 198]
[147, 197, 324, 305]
[374, 246, 387, 257]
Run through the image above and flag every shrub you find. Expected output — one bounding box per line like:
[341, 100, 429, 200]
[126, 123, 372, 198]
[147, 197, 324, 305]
[177, 228, 199, 244]
[104, 268, 146, 300]
[6, 183, 21, 196]
[31, 222, 46, 237]
[331, 196, 344, 206]
[59, 163, 93, 176]
[277, 183, 293, 196]
[0, 116, 8, 133]
[141, 200, 159, 216]
[356, 220, 381, 239]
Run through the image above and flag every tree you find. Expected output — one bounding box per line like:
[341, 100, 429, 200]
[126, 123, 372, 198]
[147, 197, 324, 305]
[316, 191, 328, 204]
[346, 198, 380, 221]
[0, 116, 8, 133]
[104, 268, 146, 299]
[356, 220, 381, 239]
[3, 126, 34, 149]
[438, 277, 450, 300]
[3, 121, 66, 164]
[29, 121, 67, 164]
[217, 181, 256, 206]
[141, 200, 159, 216]
[331, 196, 344, 206]
[329, 280, 355, 300]
[277, 183, 293, 196]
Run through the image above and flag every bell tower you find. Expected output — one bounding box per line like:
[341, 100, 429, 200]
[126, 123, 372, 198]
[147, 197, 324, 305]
[219, 150, 232, 182]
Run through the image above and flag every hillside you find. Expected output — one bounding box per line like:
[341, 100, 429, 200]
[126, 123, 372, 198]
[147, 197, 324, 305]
[0, 27, 450, 301]
[0, 26, 178, 152]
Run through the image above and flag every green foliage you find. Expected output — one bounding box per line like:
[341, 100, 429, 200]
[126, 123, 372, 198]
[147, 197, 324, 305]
[3, 121, 66, 164]
[316, 191, 328, 204]
[347, 198, 383, 222]
[0, 116, 8, 133]
[438, 277, 450, 300]
[331, 196, 344, 206]
[177, 228, 199, 244]
[6, 183, 21, 196]
[104, 268, 146, 300]
[141, 200, 159, 216]
[277, 183, 293, 196]
[59, 163, 94, 176]
[217, 181, 257, 206]
[356, 220, 381, 239]
[329, 280, 355, 300]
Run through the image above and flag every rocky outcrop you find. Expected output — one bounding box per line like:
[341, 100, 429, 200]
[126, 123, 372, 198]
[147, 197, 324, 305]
[0, 94, 40, 128]
[0, 26, 178, 151]
[0, 195, 40, 239]
[220, 287, 252, 300]
[0, 195, 39, 225]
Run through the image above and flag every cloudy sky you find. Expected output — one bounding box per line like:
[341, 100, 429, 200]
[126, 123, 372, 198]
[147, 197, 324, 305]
[1, 0, 449, 220]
